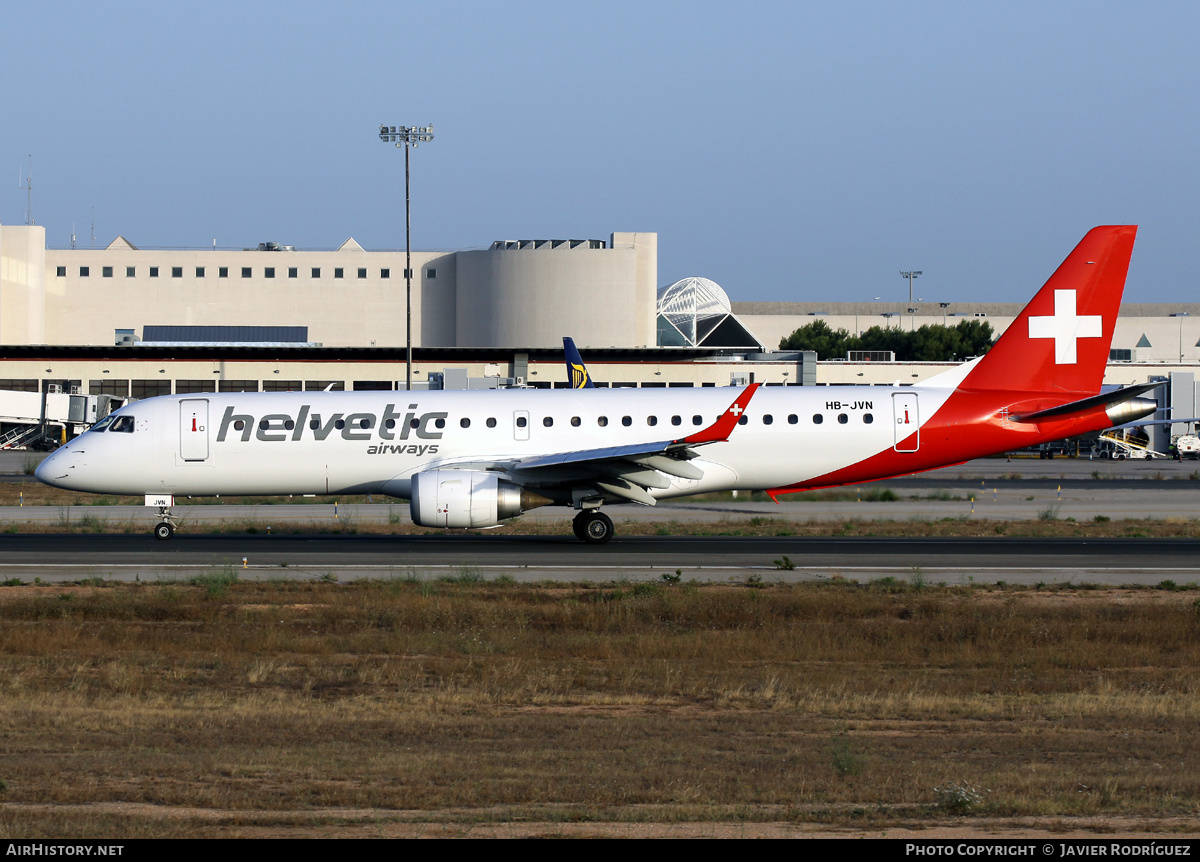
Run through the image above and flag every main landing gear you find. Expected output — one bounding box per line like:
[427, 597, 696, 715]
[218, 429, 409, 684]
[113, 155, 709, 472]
[572, 509, 614, 544]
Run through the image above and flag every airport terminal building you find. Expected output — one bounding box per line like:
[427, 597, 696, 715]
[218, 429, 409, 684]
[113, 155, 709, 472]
[1, 222, 1198, 449]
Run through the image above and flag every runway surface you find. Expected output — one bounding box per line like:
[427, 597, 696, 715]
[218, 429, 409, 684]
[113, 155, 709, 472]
[2, 533, 1197, 586]
[4, 455, 1199, 585]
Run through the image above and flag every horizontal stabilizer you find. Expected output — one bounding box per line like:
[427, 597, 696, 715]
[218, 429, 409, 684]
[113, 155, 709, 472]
[1012, 381, 1163, 424]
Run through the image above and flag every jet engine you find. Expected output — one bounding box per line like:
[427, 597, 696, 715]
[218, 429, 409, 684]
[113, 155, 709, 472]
[409, 469, 550, 528]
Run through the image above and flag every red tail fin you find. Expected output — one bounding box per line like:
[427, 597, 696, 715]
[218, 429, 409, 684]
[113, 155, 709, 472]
[960, 225, 1137, 397]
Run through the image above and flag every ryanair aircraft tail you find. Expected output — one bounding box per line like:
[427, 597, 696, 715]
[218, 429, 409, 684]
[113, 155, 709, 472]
[563, 337, 596, 388]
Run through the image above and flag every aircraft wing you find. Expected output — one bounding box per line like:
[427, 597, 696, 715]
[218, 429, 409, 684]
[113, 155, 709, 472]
[502, 384, 761, 505]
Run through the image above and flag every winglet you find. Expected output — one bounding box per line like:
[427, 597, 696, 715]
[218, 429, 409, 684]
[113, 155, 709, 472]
[563, 337, 595, 389]
[678, 383, 761, 445]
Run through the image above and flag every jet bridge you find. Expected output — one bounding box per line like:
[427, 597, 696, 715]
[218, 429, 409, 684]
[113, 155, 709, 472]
[0, 387, 120, 449]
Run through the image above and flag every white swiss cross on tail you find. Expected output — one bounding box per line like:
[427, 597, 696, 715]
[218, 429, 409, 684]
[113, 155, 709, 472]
[1027, 289, 1102, 365]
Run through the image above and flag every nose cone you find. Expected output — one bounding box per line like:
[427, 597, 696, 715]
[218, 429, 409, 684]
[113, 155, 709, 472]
[34, 445, 79, 489]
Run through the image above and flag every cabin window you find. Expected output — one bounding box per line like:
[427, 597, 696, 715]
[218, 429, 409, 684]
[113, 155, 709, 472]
[361, 418, 373, 429]
[284, 419, 295, 431]
[234, 420, 246, 432]
[763, 414, 773, 425]
[737, 415, 748, 425]
[460, 418, 470, 428]
[570, 416, 581, 427]
[864, 413, 874, 424]
[543, 417, 553, 427]
[335, 419, 346, 430]
[516, 416, 527, 428]
[621, 416, 632, 426]
[647, 416, 657, 426]
[813, 414, 823, 424]
[671, 415, 681, 426]
[384, 418, 395, 429]
[597, 416, 608, 427]
[486, 417, 497, 428]
[309, 419, 320, 430]
[692, 415, 702, 425]
[838, 414, 848, 424]
[434, 418, 446, 429]
[788, 414, 798, 424]
[410, 418, 419, 429]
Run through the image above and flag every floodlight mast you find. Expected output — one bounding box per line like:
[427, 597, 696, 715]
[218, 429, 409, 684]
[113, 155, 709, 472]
[900, 270, 922, 304]
[378, 124, 434, 390]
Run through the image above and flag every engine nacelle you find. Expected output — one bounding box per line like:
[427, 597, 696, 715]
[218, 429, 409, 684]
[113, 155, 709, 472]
[409, 469, 545, 528]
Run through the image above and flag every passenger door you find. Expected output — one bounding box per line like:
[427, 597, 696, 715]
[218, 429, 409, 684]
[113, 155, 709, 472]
[179, 399, 210, 461]
[892, 392, 919, 453]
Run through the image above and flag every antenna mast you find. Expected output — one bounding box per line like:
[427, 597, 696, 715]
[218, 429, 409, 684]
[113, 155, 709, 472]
[19, 156, 33, 225]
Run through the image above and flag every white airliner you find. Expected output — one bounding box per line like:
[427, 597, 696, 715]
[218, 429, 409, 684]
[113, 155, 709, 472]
[37, 226, 1156, 543]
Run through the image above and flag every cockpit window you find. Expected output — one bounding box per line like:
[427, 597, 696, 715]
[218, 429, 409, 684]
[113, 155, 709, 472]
[110, 415, 135, 433]
[89, 415, 115, 433]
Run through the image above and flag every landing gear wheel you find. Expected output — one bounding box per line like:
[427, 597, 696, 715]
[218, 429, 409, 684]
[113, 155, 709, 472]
[153, 521, 175, 541]
[574, 510, 614, 544]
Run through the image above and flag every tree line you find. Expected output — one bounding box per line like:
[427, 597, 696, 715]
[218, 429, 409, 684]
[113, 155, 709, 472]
[779, 318, 994, 361]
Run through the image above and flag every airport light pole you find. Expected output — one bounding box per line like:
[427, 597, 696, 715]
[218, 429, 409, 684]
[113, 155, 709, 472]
[939, 301, 950, 326]
[379, 124, 434, 390]
[900, 270, 922, 304]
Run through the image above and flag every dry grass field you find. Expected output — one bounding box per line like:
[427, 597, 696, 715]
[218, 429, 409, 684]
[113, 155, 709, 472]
[0, 577, 1198, 838]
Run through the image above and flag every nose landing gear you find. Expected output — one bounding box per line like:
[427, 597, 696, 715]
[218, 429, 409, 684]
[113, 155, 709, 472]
[150, 500, 177, 540]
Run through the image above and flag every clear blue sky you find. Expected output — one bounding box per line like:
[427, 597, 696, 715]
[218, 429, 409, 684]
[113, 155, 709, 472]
[4, 1, 1198, 305]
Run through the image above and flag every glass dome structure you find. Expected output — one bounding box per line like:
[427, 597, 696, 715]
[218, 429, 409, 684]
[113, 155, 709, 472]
[656, 277, 763, 348]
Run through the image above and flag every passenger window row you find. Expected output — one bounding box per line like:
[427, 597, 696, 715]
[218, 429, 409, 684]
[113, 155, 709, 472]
[418, 412, 876, 429]
[97, 411, 876, 436]
[227, 412, 878, 433]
